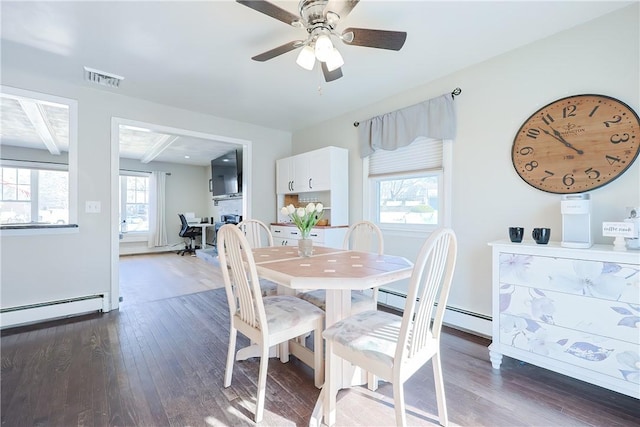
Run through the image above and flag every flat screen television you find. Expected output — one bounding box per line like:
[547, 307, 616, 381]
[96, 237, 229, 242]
[210, 148, 242, 198]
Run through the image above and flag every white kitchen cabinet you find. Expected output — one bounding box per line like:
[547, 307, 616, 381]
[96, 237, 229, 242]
[276, 146, 348, 227]
[276, 155, 310, 194]
[276, 157, 294, 194]
[304, 147, 332, 191]
[271, 224, 299, 246]
[488, 240, 640, 399]
[276, 146, 346, 194]
[271, 224, 348, 249]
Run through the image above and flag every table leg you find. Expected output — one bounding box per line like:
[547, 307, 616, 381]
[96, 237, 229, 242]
[324, 289, 363, 387]
[313, 289, 365, 426]
[201, 226, 207, 249]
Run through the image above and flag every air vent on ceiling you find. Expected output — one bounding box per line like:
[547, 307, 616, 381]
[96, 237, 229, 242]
[83, 66, 124, 88]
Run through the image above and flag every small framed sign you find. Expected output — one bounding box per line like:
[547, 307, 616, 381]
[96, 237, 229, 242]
[602, 222, 635, 237]
[602, 221, 636, 251]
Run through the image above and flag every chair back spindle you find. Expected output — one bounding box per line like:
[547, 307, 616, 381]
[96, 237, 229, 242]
[397, 228, 457, 363]
[237, 219, 274, 248]
[236, 219, 278, 296]
[343, 220, 384, 254]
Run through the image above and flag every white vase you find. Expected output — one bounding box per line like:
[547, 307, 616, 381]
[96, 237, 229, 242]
[298, 238, 313, 257]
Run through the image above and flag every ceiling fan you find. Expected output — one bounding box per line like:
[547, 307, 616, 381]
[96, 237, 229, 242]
[237, 0, 407, 82]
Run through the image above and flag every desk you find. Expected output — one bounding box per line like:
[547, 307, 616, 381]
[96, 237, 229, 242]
[188, 223, 217, 249]
[251, 246, 413, 426]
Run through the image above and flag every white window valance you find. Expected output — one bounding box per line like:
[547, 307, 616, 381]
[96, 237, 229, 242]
[358, 93, 457, 158]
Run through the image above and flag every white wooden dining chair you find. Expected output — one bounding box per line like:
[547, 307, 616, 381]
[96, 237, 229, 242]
[299, 220, 384, 313]
[237, 219, 278, 297]
[237, 218, 273, 248]
[217, 224, 325, 422]
[322, 227, 457, 427]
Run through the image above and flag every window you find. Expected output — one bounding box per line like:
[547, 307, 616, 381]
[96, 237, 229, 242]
[375, 173, 441, 225]
[0, 86, 77, 231]
[366, 138, 451, 232]
[1, 165, 69, 225]
[119, 174, 150, 233]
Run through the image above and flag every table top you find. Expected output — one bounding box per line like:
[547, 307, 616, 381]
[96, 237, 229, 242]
[252, 246, 413, 291]
[252, 245, 344, 264]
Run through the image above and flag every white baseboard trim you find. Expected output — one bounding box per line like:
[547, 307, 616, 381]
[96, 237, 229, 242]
[119, 245, 180, 256]
[0, 293, 108, 329]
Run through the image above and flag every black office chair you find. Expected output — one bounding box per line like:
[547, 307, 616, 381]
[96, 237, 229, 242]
[177, 213, 202, 256]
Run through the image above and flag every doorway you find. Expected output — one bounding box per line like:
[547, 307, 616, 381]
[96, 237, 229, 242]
[109, 117, 252, 312]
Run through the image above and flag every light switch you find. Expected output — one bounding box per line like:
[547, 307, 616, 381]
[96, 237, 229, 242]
[86, 201, 101, 213]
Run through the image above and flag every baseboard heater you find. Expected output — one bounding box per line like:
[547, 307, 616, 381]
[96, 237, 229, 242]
[378, 288, 492, 337]
[0, 293, 109, 329]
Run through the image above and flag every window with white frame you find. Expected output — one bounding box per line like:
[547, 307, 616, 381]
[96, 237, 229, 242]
[119, 174, 150, 233]
[366, 138, 450, 232]
[1, 163, 69, 225]
[0, 86, 77, 230]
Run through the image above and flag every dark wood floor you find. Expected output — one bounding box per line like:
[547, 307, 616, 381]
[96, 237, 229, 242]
[2, 253, 638, 426]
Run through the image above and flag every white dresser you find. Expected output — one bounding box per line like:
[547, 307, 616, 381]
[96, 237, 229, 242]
[488, 240, 639, 398]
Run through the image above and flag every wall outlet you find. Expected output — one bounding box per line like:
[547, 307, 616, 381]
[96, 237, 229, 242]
[86, 201, 101, 213]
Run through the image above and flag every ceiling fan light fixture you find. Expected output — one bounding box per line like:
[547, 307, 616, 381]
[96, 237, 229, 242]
[296, 45, 316, 70]
[314, 34, 333, 62]
[325, 48, 344, 72]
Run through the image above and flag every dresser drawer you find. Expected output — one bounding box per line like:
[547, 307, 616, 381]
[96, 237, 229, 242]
[499, 312, 638, 384]
[500, 284, 639, 345]
[498, 252, 639, 304]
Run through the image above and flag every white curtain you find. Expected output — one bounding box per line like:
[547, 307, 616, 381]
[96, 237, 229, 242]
[148, 171, 168, 248]
[358, 93, 457, 158]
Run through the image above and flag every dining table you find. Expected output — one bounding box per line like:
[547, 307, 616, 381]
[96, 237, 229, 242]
[249, 245, 414, 426]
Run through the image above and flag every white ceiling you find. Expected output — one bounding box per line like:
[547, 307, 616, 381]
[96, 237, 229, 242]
[0, 0, 632, 165]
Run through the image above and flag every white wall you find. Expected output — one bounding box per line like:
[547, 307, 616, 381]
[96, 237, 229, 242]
[0, 69, 291, 312]
[292, 5, 640, 334]
[118, 158, 211, 255]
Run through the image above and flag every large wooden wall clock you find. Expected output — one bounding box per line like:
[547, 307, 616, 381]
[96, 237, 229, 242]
[512, 94, 640, 194]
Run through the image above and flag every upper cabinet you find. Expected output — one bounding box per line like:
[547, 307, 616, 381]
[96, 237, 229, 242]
[276, 157, 295, 193]
[276, 146, 346, 194]
[276, 146, 349, 226]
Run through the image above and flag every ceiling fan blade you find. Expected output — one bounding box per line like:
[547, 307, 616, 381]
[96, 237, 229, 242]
[321, 62, 343, 82]
[251, 41, 303, 61]
[324, 0, 360, 20]
[342, 27, 407, 51]
[236, 0, 300, 26]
